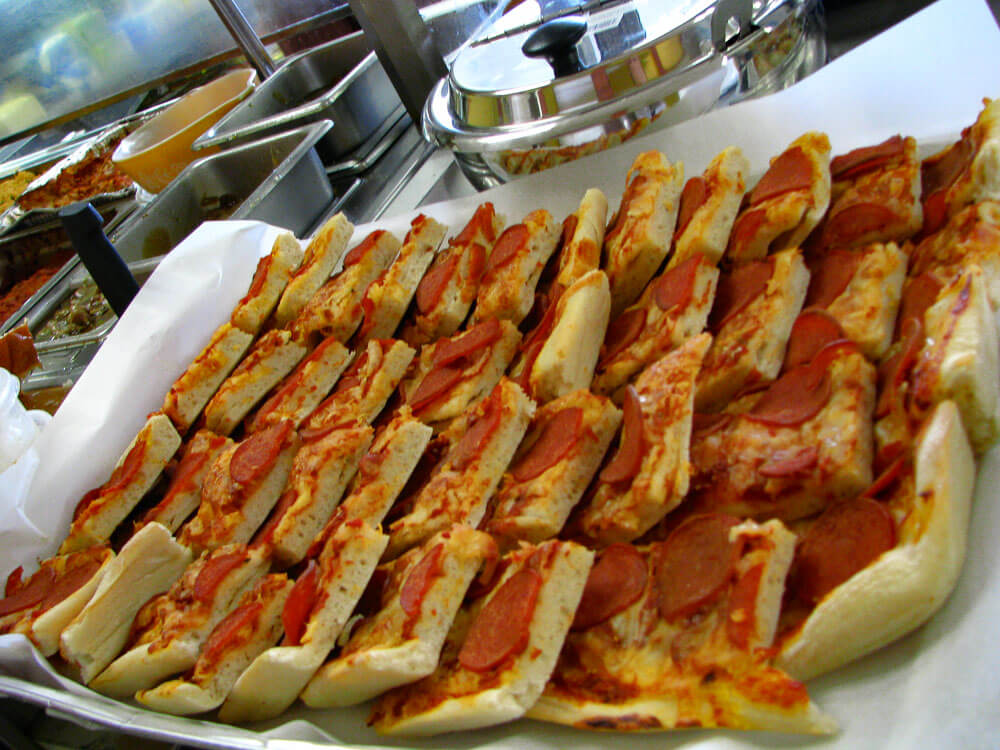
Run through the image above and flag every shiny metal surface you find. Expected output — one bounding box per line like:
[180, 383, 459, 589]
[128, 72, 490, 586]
[194, 32, 400, 165]
[347, 0, 448, 122]
[207, 0, 277, 79]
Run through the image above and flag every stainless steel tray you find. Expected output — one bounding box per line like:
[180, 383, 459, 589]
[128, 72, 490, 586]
[193, 31, 402, 165]
[112, 119, 337, 264]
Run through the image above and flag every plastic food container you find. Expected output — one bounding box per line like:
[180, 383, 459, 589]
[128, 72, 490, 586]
[0, 368, 50, 473]
[112, 68, 258, 193]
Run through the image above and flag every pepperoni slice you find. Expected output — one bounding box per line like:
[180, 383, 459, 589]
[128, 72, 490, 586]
[792, 497, 896, 606]
[783, 308, 847, 370]
[726, 563, 764, 649]
[449, 387, 503, 471]
[745, 361, 831, 427]
[432, 318, 502, 368]
[203, 601, 263, 662]
[675, 176, 708, 240]
[400, 543, 444, 618]
[35, 550, 106, 614]
[863, 454, 907, 498]
[193, 551, 246, 604]
[652, 254, 703, 313]
[407, 365, 464, 413]
[758, 446, 819, 478]
[5, 566, 23, 598]
[453, 203, 497, 247]
[822, 202, 898, 248]
[416, 254, 459, 314]
[727, 207, 767, 258]
[0, 566, 55, 617]
[510, 407, 583, 483]
[709, 258, 773, 331]
[343, 230, 385, 268]
[599, 307, 646, 365]
[605, 174, 650, 246]
[251, 489, 297, 549]
[230, 420, 294, 486]
[896, 272, 942, 334]
[238, 255, 273, 307]
[283, 559, 320, 646]
[104, 440, 148, 496]
[875, 316, 923, 419]
[458, 566, 542, 672]
[572, 544, 647, 630]
[599, 386, 644, 484]
[692, 411, 732, 438]
[922, 134, 975, 198]
[750, 147, 814, 206]
[486, 224, 529, 274]
[468, 242, 487, 283]
[653, 514, 742, 621]
[830, 135, 905, 180]
[920, 190, 948, 236]
[806, 248, 862, 308]
[357, 294, 377, 339]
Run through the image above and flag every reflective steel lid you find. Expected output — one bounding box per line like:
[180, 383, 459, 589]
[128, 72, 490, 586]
[424, 0, 810, 152]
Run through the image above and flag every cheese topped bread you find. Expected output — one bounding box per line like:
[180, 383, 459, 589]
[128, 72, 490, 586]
[275, 214, 354, 327]
[554, 188, 608, 289]
[230, 231, 304, 335]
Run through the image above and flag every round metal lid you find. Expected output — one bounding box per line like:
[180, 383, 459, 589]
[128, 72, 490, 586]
[424, 0, 800, 152]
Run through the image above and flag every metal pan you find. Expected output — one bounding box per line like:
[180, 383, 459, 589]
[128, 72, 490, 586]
[193, 31, 402, 165]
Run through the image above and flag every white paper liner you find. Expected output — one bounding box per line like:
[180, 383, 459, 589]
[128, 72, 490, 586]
[2, 0, 1000, 746]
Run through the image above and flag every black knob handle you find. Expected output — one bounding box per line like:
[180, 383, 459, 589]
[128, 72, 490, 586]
[59, 202, 139, 318]
[522, 16, 587, 77]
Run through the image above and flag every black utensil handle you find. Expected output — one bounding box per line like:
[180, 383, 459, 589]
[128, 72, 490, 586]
[59, 202, 139, 318]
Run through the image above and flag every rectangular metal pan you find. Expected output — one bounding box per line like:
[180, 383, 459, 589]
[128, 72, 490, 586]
[193, 31, 402, 165]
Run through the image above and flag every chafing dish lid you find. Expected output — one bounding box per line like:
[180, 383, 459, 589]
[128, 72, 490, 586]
[423, 0, 802, 152]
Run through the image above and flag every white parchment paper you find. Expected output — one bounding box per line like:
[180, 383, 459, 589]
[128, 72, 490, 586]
[2, 0, 1000, 746]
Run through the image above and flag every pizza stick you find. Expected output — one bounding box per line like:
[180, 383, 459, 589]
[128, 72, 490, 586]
[778, 400, 973, 681]
[531, 519, 835, 734]
[402, 202, 504, 347]
[804, 242, 907, 360]
[202, 329, 308, 436]
[257, 421, 373, 569]
[291, 229, 400, 347]
[178, 420, 300, 555]
[593, 252, 718, 399]
[90, 543, 269, 698]
[553, 188, 608, 289]
[690, 334, 875, 521]
[508, 269, 610, 404]
[230, 232, 304, 335]
[354, 214, 445, 346]
[275, 213, 354, 327]
[60, 413, 181, 554]
[603, 150, 684, 317]
[811, 135, 922, 251]
[135, 573, 293, 715]
[387, 378, 534, 559]
[246, 336, 351, 433]
[488, 389, 621, 546]
[669, 145, 749, 268]
[578, 333, 710, 545]
[162, 322, 255, 434]
[0, 546, 114, 657]
[399, 318, 521, 427]
[302, 525, 495, 709]
[303, 338, 414, 434]
[337, 410, 433, 526]
[218, 516, 388, 723]
[134, 430, 234, 535]
[369, 539, 593, 736]
[695, 247, 809, 412]
[473, 209, 560, 325]
[726, 132, 831, 263]
[60, 523, 193, 684]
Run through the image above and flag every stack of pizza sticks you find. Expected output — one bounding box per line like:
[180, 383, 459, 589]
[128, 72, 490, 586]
[2, 97, 999, 739]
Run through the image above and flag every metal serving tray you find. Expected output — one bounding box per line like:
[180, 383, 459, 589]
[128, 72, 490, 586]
[194, 31, 402, 165]
[113, 119, 336, 264]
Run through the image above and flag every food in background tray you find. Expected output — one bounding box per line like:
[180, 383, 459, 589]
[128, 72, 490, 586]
[0, 264, 66, 327]
[0, 171, 36, 211]
[16, 136, 133, 212]
[19, 384, 72, 415]
[34, 279, 114, 342]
